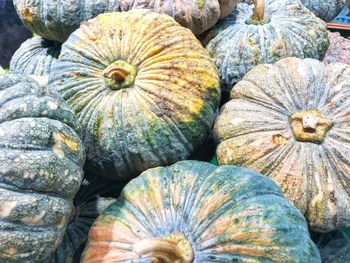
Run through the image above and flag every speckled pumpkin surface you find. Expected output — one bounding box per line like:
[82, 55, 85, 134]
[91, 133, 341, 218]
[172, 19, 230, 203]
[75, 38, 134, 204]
[10, 37, 61, 77]
[13, 0, 236, 43]
[202, 0, 329, 91]
[49, 10, 220, 181]
[323, 32, 350, 65]
[214, 57, 350, 232]
[81, 160, 320, 263]
[0, 73, 85, 261]
[302, 0, 344, 22]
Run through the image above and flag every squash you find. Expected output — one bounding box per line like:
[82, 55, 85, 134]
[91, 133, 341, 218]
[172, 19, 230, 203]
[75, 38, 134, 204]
[10, 36, 61, 77]
[202, 0, 329, 91]
[49, 10, 220, 181]
[13, 0, 237, 43]
[214, 57, 350, 232]
[301, 0, 344, 22]
[0, 73, 85, 261]
[81, 160, 320, 262]
[323, 32, 350, 65]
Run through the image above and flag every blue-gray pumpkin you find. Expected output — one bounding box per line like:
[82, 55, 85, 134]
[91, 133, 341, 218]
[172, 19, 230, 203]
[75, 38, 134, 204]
[302, 0, 344, 22]
[0, 73, 85, 261]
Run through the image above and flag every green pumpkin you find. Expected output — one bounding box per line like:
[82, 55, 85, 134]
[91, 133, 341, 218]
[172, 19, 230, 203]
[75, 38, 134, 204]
[202, 0, 329, 91]
[0, 73, 85, 261]
[49, 10, 220, 181]
[10, 37, 61, 77]
[82, 160, 320, 262]
[302, 0, 344, 22]
[214, 57, 350, 232]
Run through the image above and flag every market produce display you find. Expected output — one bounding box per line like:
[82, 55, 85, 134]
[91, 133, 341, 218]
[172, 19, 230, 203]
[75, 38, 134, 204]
[50, 10, 220, 181]
[301, 0, 345, 22]
[82, 160, 320, 263]
[323, 32, 350, 65]
[202, 0, 329, 90]
[0, 73, 85, 261]
[214, 57, 350, 232]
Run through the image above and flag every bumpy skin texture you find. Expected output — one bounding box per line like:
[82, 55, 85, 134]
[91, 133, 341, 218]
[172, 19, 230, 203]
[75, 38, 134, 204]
[302, 0, 344, 22]
[0, 74, 85, 261]
[203, 0, 329, 91]
[214, 57, 350, 232]
[50, 10, 220, 180]
[10, 37, 61, 77]
[82, 160, 320, 263]
[323, 32, 350, 65]
[13, 0, 236, 43]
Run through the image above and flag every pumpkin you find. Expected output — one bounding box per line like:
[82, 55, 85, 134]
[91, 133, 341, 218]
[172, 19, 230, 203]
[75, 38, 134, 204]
[214, 57, 350, 232]
[41, 178, 123, 263]
[10, 36, 61, 77]
[13, 0, 237, 43]
[202, 0, 329, 91]
[323, 32, 350, 65]
[0, 73, 85, 261]
[81, 160, 320, 262]
[301, 0, 344, 22]
[49, 10, 220, 181]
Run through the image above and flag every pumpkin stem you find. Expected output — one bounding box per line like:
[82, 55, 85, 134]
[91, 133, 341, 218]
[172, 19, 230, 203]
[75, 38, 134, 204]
[246, 0, 270, 25]
[289, 109, 333, 144]
[102, 60, 137, 90]
[132, 233, 194, 263]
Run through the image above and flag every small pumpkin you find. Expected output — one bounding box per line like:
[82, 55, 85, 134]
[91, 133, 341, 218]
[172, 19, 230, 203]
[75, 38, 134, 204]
[323, 32, 350, 65]
[0, 73, 85, 261]
[214, 57, 350, 232]
[49, 10, 220, 180]
[202, 0, 329, 90]
[10, 36, 61, 77]
[81, 160, 320, 262]
[13, 0, 236, 43]
[301, 0, 344, 22]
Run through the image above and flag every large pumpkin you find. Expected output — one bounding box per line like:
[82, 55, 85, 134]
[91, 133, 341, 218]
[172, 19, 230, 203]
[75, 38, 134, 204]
[0, 73, 85, 261]
[202, 0, 329, 91]
[13, 0, 237, 43]
[10, 36, 61, 76]
[81, 160, 320, 262]
[49, 10, 220, 181]
[214, 57, 350, 232]
[323, 32, 350, 65]
[301, 0, 344, 22]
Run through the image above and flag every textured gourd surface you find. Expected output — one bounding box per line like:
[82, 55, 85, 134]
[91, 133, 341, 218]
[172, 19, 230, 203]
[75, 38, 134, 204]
[323, 32, 350, 65]
[0, 74, 85, 261]
[214, 57, 350, 232]
[10, 37, 61, 76]
[50, 10, 220, 180]
[82, 160, 320, 263]
[13, 0, 236, 42]
[302, 0, 344, 22]
[203, 0, 329, 91]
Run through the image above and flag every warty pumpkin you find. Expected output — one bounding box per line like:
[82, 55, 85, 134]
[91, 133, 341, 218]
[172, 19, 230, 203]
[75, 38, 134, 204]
[214, 57, 350, 232]
[202, 0, 329, 91]
[81, 160, 320, 263]
[0, 73, 85, 261]
[49, 10, 221, 181]
[13, 0, 237, 43]
[323, 32, 350, 65]
[301, 0, 344, 22]
[10, 36, 61, 77]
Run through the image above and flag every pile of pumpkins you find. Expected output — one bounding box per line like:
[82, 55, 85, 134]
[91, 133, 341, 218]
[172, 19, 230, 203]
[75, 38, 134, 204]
[1, 0, 350, 262]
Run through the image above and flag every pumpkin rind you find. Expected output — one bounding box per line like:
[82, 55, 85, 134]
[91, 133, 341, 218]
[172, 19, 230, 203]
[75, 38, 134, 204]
[203, 0, 329, 90]
[301, 0, 344, 22]
[214, 57, 350, 232]
[323, 32, 350, 65]
[10, 37, 61, 76]
[0, 73, 85, 261]
[49, 10, 220, 180]
[82, 160, 320, 262]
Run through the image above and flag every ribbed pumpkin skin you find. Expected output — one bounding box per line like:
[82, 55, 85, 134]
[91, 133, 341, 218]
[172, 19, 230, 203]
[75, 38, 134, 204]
[82, 160, 320, 262]
[50, 10, 220, 180]
[13, 0, 236, 43]
[214, 57, 350, 232]
[203, 0, 329, 91]
[323, 32, 350, 65]
[0, 74, 85, 261]
[302, 0, 344, 22]
[10, 37, 61, 76]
